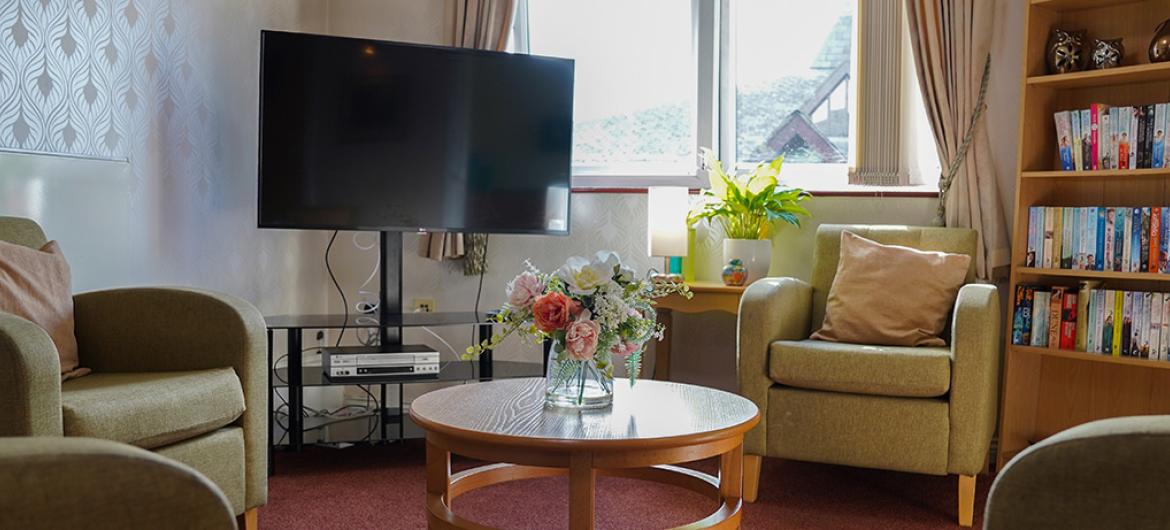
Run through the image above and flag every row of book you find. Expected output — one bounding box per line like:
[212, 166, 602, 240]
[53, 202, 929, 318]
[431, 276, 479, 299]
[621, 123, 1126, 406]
[1012, 282, 1170, 360]
[1025, 206, 1170, 273]
[1054, 103, 1170, 171]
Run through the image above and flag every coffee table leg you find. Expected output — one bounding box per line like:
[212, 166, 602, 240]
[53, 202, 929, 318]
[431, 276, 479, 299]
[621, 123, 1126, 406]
[720, 442, 744, 501]
[569, 452, 595, 530]
[426, 440, 451, 506]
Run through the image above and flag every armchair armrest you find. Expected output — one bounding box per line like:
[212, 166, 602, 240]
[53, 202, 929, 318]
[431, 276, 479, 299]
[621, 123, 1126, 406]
[0, 436, 236, 530]
[737, 277, 813, 455]
[72, 287, 268, 509]
[947, 282, 1001, 475]
[985, 416, 1170, 529]
[0, 313, 63, 436]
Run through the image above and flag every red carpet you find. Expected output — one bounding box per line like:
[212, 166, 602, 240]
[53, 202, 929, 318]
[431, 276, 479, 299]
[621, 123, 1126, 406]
[263, 441, 989, 529]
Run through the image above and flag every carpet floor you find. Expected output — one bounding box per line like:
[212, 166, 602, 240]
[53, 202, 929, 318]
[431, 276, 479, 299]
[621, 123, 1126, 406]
[263, 441, 990, 529]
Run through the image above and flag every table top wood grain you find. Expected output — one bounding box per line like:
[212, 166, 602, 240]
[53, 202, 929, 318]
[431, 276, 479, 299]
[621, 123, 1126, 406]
[409, 378, 759, 450]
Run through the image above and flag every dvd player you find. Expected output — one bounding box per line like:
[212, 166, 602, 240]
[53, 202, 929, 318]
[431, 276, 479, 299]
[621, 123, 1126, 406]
[322, 345, 440, 382]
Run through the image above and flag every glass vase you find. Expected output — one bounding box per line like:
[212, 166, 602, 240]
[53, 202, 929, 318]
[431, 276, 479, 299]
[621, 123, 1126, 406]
[545, 344, 614, 409]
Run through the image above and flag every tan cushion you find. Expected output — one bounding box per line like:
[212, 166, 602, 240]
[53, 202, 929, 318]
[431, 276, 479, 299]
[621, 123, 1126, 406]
[811, 230, 971, 347]
[770, 339, 952, 397]
[0, 240, 85, 379]
[61, 368, 245, 449]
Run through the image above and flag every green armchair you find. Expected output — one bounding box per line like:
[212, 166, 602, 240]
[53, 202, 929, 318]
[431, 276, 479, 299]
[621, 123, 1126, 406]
[984, 416, 1170, 530]
[0, 217, 266, 527]
[737, 224, 1000, 527]
[0, 437, 237, 530]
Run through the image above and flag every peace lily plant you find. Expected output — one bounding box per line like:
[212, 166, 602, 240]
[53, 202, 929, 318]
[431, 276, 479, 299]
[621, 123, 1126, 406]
[687, 148, 812, 283]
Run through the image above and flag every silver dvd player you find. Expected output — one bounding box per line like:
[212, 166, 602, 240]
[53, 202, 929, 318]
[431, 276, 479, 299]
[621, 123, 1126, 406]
[322, 345, 440, 381]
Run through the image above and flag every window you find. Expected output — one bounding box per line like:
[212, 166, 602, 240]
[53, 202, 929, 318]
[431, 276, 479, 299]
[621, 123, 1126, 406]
[512, 1, 937, 192]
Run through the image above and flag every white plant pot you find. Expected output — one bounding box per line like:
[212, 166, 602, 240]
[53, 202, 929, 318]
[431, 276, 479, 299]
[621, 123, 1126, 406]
[722, 239, 772, 284]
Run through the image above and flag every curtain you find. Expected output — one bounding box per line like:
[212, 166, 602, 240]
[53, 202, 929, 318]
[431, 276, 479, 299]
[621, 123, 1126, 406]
[906, 0, 1010, 280]
[419, 0, 516, 274]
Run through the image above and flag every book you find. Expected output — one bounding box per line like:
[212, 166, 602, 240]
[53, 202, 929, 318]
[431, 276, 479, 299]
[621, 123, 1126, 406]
[1129, 106, 1140, 169]
[1132, 207, 1143, 272]
[1056, 110, 1075, 170]
[1102, 108, 1114, 170]
[1147, 104, 1157, 168]
[1027, 207, 1040, 267]
[1142, 207, 1152, 272]
[1104, 208, 1115, 272]
[1113, 290, 1125, 356]
[1072, 109, 1085, 170]
[1141, 291, 1154, 358]
[1122, 208, 1134, 272]
[1032, 289, 1051, 347]
[1012, 285, 1027, 345]
[1049, 287, 1064, 347]
[1091, 103, 1108, 170]
[1162, 208, 1170, 273]
[1096, 289, 1108, 352]
[1085, 289, 1098, 352]
[1115, 207, 1127, 272]
[1118, 106, 1131, 169]
[1138, 106, 1150, 168]
[1062, 207, 1075, 269]
[1161, 293, 1170, 359]
[1156, 103, 1168, 169]
[1082, 207, 1093, 270]
[1090, 207, 1099, 270]
[1061, 291, 1078, 350]
[1102, 289, 1115, 354]
[1044, 207, 1056, 268]
[1053, 207, 1064, 269]
[1122, 291, 1134, 356]
[1075, 282, 1093, 351]
[1071, 208, 1083, 269]
[1152, 291, 1163, 360]
[1152, 207, 1162, 273]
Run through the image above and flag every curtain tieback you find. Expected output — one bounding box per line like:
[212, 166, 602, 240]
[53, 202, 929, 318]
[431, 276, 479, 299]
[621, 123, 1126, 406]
[935, 54, 992, 225]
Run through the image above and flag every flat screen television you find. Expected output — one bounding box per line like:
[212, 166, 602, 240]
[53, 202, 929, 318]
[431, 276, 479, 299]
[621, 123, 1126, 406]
[258, 31, 574, 234]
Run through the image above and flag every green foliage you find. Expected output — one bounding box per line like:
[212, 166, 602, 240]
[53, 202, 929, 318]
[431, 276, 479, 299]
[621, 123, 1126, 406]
[687, 148, 812, 240]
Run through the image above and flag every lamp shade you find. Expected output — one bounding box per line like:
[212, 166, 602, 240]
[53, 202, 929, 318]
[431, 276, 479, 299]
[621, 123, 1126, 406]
[647, 187, 690, 257]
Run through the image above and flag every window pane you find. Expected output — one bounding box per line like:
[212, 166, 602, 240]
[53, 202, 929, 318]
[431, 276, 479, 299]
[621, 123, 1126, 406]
[735, 0, 855, 165]
[527, 0, 695, 173]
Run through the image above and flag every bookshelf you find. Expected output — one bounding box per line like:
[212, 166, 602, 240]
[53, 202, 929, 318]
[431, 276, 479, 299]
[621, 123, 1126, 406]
[1000, 0, 1170, 469]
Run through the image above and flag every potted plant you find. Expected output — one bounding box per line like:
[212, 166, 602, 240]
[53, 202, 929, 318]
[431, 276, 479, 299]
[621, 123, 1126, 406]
[687, 148, 812, 284]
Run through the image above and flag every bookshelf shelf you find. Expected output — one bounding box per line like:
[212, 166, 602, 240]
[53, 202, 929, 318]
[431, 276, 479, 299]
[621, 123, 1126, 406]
[1021, 168, 1170, 179]
[1013, 344, 1170, 370]
[1027, 62, 1170, 90]
[999, 0, 1170, 471]
[1017, 267, 1170, 281]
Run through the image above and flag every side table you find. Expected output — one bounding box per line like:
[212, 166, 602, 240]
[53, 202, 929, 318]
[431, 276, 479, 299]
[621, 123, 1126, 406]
[653, 281, 747, 380]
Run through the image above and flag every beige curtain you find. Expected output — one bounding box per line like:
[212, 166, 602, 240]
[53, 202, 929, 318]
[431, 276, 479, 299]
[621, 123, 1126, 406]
[906, 0, 1010, 280]
[419, 0, 516, 270]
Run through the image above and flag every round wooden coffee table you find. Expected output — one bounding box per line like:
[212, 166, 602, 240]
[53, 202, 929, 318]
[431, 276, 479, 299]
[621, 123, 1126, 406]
[409, 377, 760, 530]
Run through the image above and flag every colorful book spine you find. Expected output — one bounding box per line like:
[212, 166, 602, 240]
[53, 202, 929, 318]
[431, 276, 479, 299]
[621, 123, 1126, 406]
[1119, 106, 1131, 169]
[1056, 110, 1075, 170]
[1049, 287, 1064, 347]
[1062, 207, 1075, 269]
[1102, 290, 1115, 354]
[1138, 106, 1150, 168]
[1027, 207, 1040, 267]
[1129, 106, 1139, 169]
[1061, 291, 1078, 350]
[1091, 103, 1107, 170]
[1012, 285, 1028, 345]
[1102, 109, 1114, 170]
[1052, 207, 1064, 269]
[1162, 208, 1170, 273]
[1122, 291, 1134, 356]
[1161, 293, 1170, 359]
[1146, 104, 1157, 168]
[1152, 207, 1162, 273]
[1044, 207, 1056, 268]
[1086, 289, 1098, 353]
[1142, 292, 1154, 358]
[1142, 207, 1152, 272]
[1152, 292, 1163, 360]
[1115, 207, 1127, 272]
[1072, 109, 1084, 170]
[1113, 290, 1125, 356]
[1132, 207, 1143, 272]
[1156, 103, 1168, 169]
[1032, 290, 1050, 347]
[1104, 207, 1115, 272]
[1076, 283, 1091, 351]
[1095, 207, 1106, 271]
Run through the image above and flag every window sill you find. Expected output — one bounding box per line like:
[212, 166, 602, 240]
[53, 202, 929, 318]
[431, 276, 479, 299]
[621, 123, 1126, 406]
[571, 186, 939, 198]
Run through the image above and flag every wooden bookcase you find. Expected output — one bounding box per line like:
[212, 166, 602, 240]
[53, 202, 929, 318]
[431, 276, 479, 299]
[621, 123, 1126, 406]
[999, 0, 1170, 468]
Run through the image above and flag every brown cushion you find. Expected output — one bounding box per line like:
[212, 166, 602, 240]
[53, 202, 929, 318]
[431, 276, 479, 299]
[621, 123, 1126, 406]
[769, 339, 952, 398]
[811, 231, 971, 347]
[0, 240, 85, 378]
[61, 368, 245, 449]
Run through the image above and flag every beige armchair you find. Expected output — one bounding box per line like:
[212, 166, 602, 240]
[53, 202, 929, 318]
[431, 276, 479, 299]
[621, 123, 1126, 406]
[984, 416, 1170, 530]
[0, 216, 266, 528]
[737, 224, 1000, 527]
[0, 437, 237, 530]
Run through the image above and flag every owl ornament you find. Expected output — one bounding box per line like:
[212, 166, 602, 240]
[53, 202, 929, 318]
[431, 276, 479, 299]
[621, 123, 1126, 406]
[1090, 38, 1124, 69]
[1047, 29, 1086, 74]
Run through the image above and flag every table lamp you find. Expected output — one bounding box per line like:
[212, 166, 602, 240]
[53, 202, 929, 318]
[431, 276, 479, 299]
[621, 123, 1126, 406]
[647, 186, 689, 282]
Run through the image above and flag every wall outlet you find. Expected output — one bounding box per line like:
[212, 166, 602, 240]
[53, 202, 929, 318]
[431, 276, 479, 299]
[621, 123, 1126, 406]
[413, 297, 436, 313]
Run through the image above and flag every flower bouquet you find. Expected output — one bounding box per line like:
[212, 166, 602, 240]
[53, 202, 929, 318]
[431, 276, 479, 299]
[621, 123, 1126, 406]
[467, 251, 691, 409]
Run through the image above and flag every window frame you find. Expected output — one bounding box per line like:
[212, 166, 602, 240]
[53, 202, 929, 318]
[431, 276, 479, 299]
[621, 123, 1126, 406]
[514, 0, 935, 194]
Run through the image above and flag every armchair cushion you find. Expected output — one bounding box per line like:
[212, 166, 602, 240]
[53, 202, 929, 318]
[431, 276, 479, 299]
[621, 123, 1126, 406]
[769, 339, 951, 398]
[0, 240, 83, 378]
[61, 368, 244, 450]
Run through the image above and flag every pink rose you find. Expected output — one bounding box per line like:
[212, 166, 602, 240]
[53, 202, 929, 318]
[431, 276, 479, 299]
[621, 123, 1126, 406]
[507, 272, 545, 309]
[564, 319, 601, 361]
[609, 341, 639, 358]
[532, 291, 580, 333]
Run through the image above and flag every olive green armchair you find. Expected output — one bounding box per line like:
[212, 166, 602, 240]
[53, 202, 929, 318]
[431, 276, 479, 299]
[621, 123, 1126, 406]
[0, 437, 237, 530]
[984, 415, 1170, 530]
[0, 217, 266, 528]
[737, 224, 1000, 527]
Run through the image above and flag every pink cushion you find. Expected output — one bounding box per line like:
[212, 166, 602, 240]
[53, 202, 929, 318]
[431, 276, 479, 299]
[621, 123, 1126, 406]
[0, 240, 86, 379]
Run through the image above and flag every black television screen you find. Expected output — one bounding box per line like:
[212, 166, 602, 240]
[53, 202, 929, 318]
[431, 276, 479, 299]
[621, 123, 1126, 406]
[258, 31, 573, 234]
